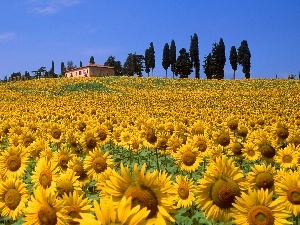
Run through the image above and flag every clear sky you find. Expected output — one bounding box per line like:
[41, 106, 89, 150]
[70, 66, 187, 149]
[1, 1, 299, 79]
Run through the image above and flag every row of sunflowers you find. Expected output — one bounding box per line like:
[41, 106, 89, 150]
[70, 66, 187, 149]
[0, 77, 299, 224]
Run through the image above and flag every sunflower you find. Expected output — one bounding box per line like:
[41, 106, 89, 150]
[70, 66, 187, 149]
[274, 144, 299, 169]
[95, 167, 114, 194]
[212, 128, 234, 147]
[56, 169, 82, 198]
[23, 186, 68, 225]
[19, 128, 36, 148]
[65, 130, 81, 154]
[242, 142, 261, 161]
[250, 130, 276, 163]
[287, 128, 300, 147]
[141, 128, 158, 149]
[83, 147, 114, 180]
[270, 121, 290, 145]
[231, 188, 292, 225]
[172, 175, 195, 208]
[166, 134, 183, 155]
[101, 163, 176, 224]
[195, 156, 244, 223]
[174, 143, 203, 172]
[225, 116, 239, 132]
[0, 178, 29, 220]
[187, 134, 212, 158]
[240, 164, 277, 192]
[48, 123, 65, 144]
[79, 130, 100, 153]
[189, 120, 206, 136]
[67, 156, 89, 188]
[28, 138, 52, 160]
[227, 139, 244, 161]
[0, 146, 29, 179]
[31, 157, 59, 193]
[62, 191, 92, 224]
[120, 129, 134, 148]
[93, 124, 111, 146]
[52, 145, 75, 172]
[275, 170, 300, 217]
[75, 196, 150, 225]
[8, 133, 20, 147]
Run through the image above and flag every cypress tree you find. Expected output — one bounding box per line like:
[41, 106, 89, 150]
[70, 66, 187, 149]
[169, 39, 176, 79]
[229, 46, 238, 79]
[211, 38, 226, 79]
[175, 48, 193, 78]
[238, 40, 251, 79]
[145, 48, 150, 77]
[190, 33, 200, 78]
[203, 53, 213, 79]
[148, 42, 155, 76]
[162, 43, 170, 78]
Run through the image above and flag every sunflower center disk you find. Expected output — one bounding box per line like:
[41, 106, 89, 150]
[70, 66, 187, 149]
[217, 133, 230, 147]
[211, 177, 240, 209]
[231, 143, 243, 155]
[145, 130, 157, 144]
[24, 137, 34, 147]
[276, 127, 289, 139]
[255, 172, 274, 190]
[125, 185, 158, 219]
[59, 155, 69, 169]
[282, 155, 293, 163]
[92, 157, 107, 173]
[39, 169, 53, 188]
[6, 155, 21, 172]
[182, 151, 196, 166]
[247, 205, 274, 225]
[68, 206, 81, 219]
[86, 137, 97, 149]
[57, 180, 74, 197]
[38, 204, 58, 225]
[5, 188, 21, 210]
[228, 120, 238, 130]
[259, 144, 276, 158]
[287, 187, 300, 204]
[178, 184, 189, 199]
[98, 131, 108, 141]
[73, 164, 87, 180]
[197, 140, 207, 152]
[51, 129, 61, 139]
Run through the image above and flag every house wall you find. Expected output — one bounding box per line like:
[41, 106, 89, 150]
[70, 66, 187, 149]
[65, 66, 114, 78]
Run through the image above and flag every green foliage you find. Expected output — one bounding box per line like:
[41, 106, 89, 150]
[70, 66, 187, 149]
[145, 49, 151, 76]
[123, 53, 144, 77]
[162, 43, 170, 77]
[148, 42, 155, 75]
[169, 39, 177, 78]
[89, 56, 95, 64]
[175, 48, 193, 78]
[238, 40, 251, 79]
[229, 46, 238, 79]
[104, 56, 123, 75]
[203, 53, 213, 79]
[211, 38, 226, 79]
[189, 33, 200, 79]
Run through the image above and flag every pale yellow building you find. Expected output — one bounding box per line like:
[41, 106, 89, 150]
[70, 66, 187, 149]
[65, 63, 114, 78]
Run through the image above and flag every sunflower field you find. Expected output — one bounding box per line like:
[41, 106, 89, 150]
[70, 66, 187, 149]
[0, 76, 300, 225]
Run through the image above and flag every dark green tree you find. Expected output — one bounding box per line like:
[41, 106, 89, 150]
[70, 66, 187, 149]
[211, 38, 226, 79]
[229, 46, 238, 79]
[67, 61, 76, 70]
[190, 33, 200, 79]
[169, 39, 177, 79]
[162, 43, 170, 78]
[238, 40, 251, 79]
[203, 53, 214, 79]
[122, 53, 144, 76]
[174, 48, 193, 78]
[144, 49, 151, 77]
[25, 71, 30, 80]
[80, 61, 82, 67]
[148, 42, 155, 76]
[89, 56, 95, 64]
[61, 62, 66, 76]
[104, 56, 123, 75]
[114, 61, 123, 76]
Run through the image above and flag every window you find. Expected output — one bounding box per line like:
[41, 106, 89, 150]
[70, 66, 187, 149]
[79, 71, 82, 75]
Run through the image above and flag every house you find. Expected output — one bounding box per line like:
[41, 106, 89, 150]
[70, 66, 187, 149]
[65, 63, 114, 78]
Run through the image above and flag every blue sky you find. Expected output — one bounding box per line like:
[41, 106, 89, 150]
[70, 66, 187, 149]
[0, 1, 299, 79]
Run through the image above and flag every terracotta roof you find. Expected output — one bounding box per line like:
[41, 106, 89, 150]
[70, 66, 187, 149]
[66, 63, 114, 72]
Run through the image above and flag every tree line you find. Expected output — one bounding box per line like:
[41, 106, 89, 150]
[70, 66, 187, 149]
[3, 33, 252, 81]
[103, 34, 251, 79]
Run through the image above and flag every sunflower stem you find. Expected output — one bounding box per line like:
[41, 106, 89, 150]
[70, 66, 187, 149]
[155, 148, 160, 171]
[295, 216, 299, 225]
